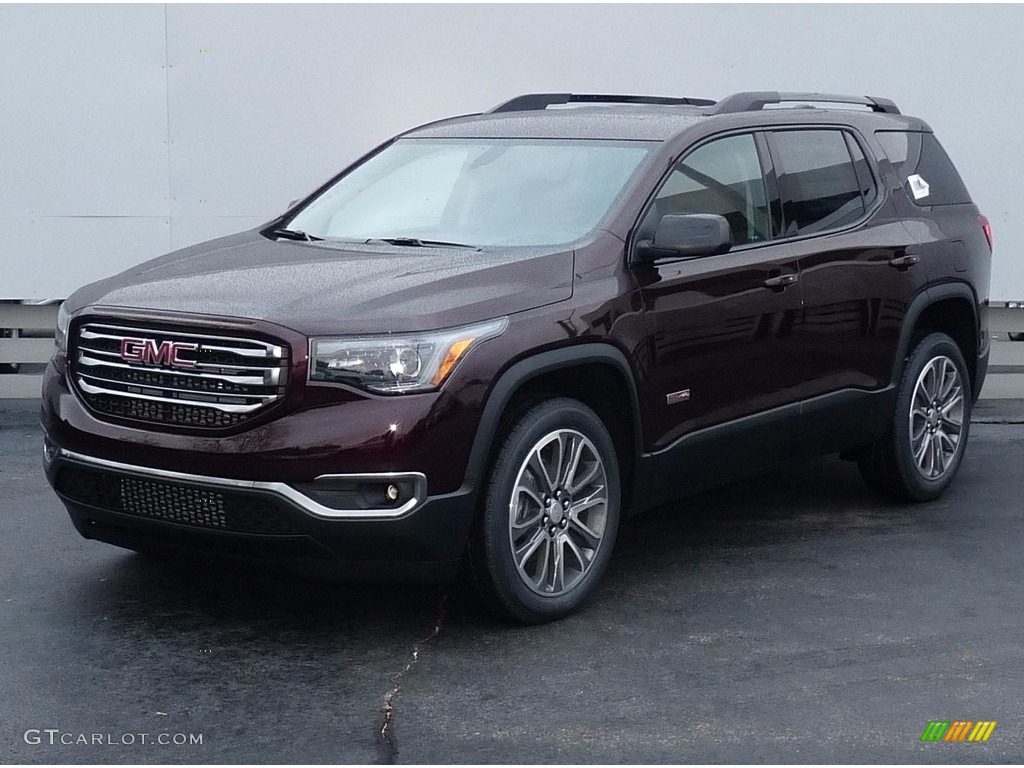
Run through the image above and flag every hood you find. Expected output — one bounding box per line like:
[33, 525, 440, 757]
[66, 231, 575, 335]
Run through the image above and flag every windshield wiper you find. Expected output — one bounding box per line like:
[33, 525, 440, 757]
[271, 227, 323, 242]
[369, 237, 480, 250]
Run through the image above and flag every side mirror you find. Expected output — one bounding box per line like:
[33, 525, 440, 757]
[636, 214, 733, 261]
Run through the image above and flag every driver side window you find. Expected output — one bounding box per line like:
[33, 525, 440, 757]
[640, 133, 769, 247]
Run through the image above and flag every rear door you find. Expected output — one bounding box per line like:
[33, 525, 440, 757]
[765, 127, 927, 453]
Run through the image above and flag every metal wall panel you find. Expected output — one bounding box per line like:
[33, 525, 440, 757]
[1, 216, 170, 299]
[0, 5, 169, 217]
[0, 4, 170, 298]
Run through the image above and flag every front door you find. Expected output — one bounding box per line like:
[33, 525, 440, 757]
[634, 133, 805, 463]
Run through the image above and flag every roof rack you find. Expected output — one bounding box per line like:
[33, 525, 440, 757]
[710, 91, 900, 115]
[489, 93, 716, 113]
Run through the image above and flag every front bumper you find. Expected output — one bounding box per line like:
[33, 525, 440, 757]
[45, 441, 475, 582]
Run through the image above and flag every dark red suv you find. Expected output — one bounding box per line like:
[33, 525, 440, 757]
[42, 92, 992, 622]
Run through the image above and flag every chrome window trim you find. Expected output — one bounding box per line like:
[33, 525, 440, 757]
[54, 448, 427, 521]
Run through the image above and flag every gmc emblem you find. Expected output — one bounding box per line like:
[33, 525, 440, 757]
[120, 337, 198, 368]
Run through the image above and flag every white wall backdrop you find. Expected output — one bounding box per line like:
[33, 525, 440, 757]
[2, 3, 1022, 299]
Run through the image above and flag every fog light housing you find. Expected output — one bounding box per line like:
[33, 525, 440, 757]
[290, 473, 425, 515]
[42, 435, 58, 467]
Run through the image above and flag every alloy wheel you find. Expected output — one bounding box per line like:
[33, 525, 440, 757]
[909, 355, 964, 480]
[507, 429, 609, 596]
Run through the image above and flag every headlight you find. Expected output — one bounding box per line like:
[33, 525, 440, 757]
[309, 318, 507, 394]
[55, 303, 71, 354]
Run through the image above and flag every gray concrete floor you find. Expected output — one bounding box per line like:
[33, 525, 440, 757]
[2, 401, 1024, 763]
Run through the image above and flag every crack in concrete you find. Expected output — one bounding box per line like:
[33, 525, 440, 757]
[377, 592, 448, 764]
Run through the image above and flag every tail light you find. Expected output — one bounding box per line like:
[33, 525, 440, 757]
[979, 214, 993, 252]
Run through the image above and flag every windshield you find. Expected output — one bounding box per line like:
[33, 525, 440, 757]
[285, 138, 654, 247]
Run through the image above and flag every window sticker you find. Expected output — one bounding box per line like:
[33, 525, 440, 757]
[908, 173, 930, 200]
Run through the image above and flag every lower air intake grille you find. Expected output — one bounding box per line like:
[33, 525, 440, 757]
[85, 392, 249, 429]
[56, 465, 300, 535]
[121, 477, 228, 529]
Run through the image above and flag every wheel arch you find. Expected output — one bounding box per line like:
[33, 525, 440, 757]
[895, 282, 981, 398]
[463, 344, 644, 510]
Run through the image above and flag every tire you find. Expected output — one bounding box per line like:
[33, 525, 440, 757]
[468, 397, 621, 623]
[1009, 332, 1024, 342]
[859, 332, 971, 502]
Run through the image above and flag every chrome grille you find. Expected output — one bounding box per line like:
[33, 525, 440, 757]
[72, 322, 289, 430]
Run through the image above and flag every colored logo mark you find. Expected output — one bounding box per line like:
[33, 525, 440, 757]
[920, 720, 997, 742]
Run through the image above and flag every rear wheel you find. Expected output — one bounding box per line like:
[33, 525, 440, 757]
[859, 332, 971, 501]
[468, 398, 620, 623]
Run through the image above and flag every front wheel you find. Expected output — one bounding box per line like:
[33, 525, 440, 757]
[468, 398, 620, 623]
[859, 332, 971, 501]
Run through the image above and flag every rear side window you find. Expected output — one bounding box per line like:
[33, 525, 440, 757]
[768, 130, 871, 236]
[875, 131, 972, 206]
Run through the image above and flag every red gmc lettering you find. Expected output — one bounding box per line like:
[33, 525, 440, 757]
[119, 338, 197, 367]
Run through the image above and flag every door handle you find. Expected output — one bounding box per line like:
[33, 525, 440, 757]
[763, 273, 799, 291]
[888, 254, 920, 270]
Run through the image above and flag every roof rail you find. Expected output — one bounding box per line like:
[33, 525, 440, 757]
[489, 93, 716, 113]
[710, 91, 901, 115]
